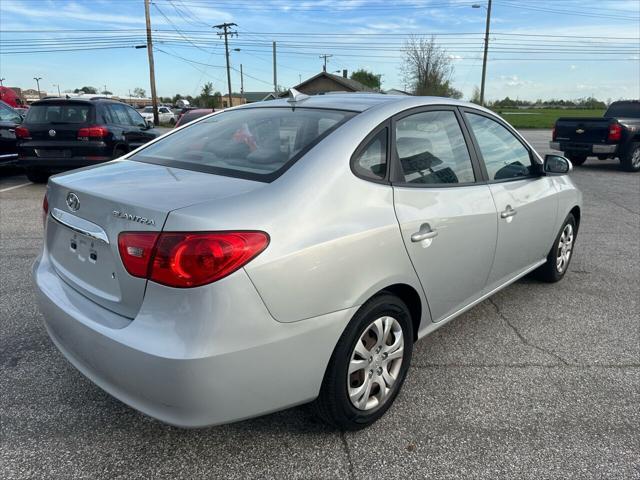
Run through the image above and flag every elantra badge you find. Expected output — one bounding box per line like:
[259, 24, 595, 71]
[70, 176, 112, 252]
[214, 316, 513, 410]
[112, 210, 156, 226]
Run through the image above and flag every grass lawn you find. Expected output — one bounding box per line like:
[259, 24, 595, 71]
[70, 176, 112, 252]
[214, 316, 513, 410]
[492, 108, 605, 129]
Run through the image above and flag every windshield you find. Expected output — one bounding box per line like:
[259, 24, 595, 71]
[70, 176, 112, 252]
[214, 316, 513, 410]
[130, 107, 356, 181]
[605, 102, 640, 118]
[26, 104, 92, 124]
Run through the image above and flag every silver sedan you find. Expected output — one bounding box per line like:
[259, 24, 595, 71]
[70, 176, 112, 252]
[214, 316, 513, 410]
[34, 93, 582, 430]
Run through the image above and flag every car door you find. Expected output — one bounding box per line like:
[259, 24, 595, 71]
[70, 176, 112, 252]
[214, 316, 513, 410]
[125, 105, 156, 147]
[392, 107, 498, 323]
[462, 109, 558, 289]
[0, 102, 22, 163]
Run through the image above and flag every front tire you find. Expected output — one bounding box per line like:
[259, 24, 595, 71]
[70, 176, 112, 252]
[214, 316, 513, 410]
[620, 142, 640, 172]
[567, 154, 587, 166]
[534, 213, 577, 283]
[313, 293, 413, 430]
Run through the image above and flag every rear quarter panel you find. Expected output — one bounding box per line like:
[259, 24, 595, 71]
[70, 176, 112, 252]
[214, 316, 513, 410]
[164, 108, 428, 324]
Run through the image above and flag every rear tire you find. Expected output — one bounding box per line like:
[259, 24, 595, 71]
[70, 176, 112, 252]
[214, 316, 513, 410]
[533, 213, 577, 283]
[112, 147, 127, 160]
[620, 142, 640, 172]
[26, 169, 50, 184]
[567, 154, 586, 166]
[313, 293, 413, 430]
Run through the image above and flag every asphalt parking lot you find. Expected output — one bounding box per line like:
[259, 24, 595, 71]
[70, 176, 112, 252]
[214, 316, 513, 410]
[1, 129, 638, 479]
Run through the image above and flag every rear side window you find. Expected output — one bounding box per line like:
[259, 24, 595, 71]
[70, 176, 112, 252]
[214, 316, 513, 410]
[130, 107, 356, 181]
[0, 102, 21, 123]
[109, 104, 134, 126]
[395, 110, 475, 185]
[26, 104, 92, 124]
[353, 128, 387, 180]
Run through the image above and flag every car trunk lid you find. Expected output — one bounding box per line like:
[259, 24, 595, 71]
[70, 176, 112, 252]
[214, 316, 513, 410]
[45, 159, 264, 318]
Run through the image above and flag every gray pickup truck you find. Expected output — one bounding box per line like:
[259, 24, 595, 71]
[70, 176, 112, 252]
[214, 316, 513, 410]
[550, 100, 640, 172]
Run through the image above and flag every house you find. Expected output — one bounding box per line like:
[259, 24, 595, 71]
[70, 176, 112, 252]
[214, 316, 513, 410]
[21, 88, 47, 103]
[385, 89, 412, 96]
[284, 71, 373, 96]
[242, 92, 277, 103]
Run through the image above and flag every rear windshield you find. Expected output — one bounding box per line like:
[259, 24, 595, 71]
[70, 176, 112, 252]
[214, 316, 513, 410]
[179, 110, 212, 125]
[605, 102, 640, 118]
[26, 104, 92, 124]
[130, 107, 356, 181]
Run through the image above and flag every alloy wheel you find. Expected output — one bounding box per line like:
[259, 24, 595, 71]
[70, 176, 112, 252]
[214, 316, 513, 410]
[556, 223, 574, 273]
[347, 316, 404, 411]
[632, 148, 640, 169]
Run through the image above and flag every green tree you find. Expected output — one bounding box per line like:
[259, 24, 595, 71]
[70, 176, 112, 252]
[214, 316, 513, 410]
[350, 69, 382, 90]
[470, 86, 482, 105]
[133, 87, 146, 98]
[401, 36, 461, 99]
[73, 86, 97, 94]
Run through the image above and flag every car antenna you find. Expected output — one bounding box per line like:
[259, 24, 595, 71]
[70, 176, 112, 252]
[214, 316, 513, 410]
[287, 88, 309, 109]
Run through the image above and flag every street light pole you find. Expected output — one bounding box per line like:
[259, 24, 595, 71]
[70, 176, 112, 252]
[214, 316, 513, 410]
[33, 77, 42, 99]
[144, 0, 159, 126]
[473, 0, 492, 106]
[53, 84, 61, 96]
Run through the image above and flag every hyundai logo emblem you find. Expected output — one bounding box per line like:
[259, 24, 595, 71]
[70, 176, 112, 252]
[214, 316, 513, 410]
[48, 129, 57, 137]
[66, 192, 80, 212]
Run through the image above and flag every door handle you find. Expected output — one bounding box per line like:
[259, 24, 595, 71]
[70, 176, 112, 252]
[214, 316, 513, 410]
[500, 205, 518, 219]
[8, 129, 15, 133]
[411, 223, 438, 242]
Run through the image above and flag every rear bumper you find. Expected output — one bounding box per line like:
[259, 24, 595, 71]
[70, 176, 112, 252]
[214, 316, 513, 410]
[33, 249, 352, 427]
[549, 141, 618, 155]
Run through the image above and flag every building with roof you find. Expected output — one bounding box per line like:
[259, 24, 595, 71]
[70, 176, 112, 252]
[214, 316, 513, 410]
[284, 71, 374, 96]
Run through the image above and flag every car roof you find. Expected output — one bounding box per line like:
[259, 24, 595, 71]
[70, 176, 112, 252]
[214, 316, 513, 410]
[30, 97, 120, 106]
[234, 93, 485, 113]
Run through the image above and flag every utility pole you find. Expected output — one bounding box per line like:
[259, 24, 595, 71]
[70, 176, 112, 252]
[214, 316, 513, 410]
[33, 77, 42, 98]
[214, 22, 237, 109]
[144, 0, 159, 125]
[319, 54, 332, 72]
[478, 0, 492, 106]
[272, 41, 277, 93]
[0, 78, 5, 87]
[53, 84, 61, 96]
[239, 64, 245, 102]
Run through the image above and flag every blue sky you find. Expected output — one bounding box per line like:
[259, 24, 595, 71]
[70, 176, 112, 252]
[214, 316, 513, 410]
[1, 0, 639, 101]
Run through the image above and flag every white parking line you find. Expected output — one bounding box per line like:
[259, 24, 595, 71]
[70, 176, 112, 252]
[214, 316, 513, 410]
[0, 182, 33, 193]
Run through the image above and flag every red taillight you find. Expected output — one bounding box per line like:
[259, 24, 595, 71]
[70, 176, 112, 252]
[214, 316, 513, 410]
[42, 193, 48, 226]
[77, 125, 109, 140]
[118, 231, 269, 288]
[552, 126, 557, 141]
[118, 232, 160, 278]
[608, 123, 622, 142]
[15, 126, 31, 139]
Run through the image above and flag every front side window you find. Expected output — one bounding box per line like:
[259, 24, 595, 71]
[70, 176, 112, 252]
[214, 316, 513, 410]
[395, 110, 475, 185]
[109, 104, 134, 126]
[130, 107, 355, 181]
[465, 113, 533, 180]
[353, 128, 387, 180]
[126, 106, 146, 127]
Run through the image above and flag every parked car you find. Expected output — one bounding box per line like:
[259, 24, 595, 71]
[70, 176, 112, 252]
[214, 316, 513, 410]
[550, 100, 640, 171]
[139, 105, 177, 126]
[34, 94, 581, 430]
[17, 97, 159, 183]
[0, 100, 23, 166]
[174, 108, 215, 128]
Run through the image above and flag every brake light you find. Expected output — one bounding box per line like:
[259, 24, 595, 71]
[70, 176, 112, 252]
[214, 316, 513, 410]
[118, 231, 269, 288]
[15, 126, 31, 139]
[552, 126, 557, 141]
[42, 193, 48, 226]
[77, 125, 109, 140]
[608, 123, 622, 142]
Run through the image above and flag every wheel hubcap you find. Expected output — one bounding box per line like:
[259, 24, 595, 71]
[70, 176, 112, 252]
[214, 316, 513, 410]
[631, 148, 640, 168]
[556, 223, 574, 273]
[347, 316, 404, 411]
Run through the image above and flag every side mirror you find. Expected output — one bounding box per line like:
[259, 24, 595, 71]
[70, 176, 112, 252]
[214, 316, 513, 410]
[143, 120, 153, 129]
[544, 154, 572, 175]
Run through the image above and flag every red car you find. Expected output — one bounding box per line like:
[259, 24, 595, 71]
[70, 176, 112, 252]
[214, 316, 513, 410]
[174, 108, 215, 128]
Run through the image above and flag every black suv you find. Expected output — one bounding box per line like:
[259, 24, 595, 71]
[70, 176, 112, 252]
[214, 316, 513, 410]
[17, 97, 159, 182]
